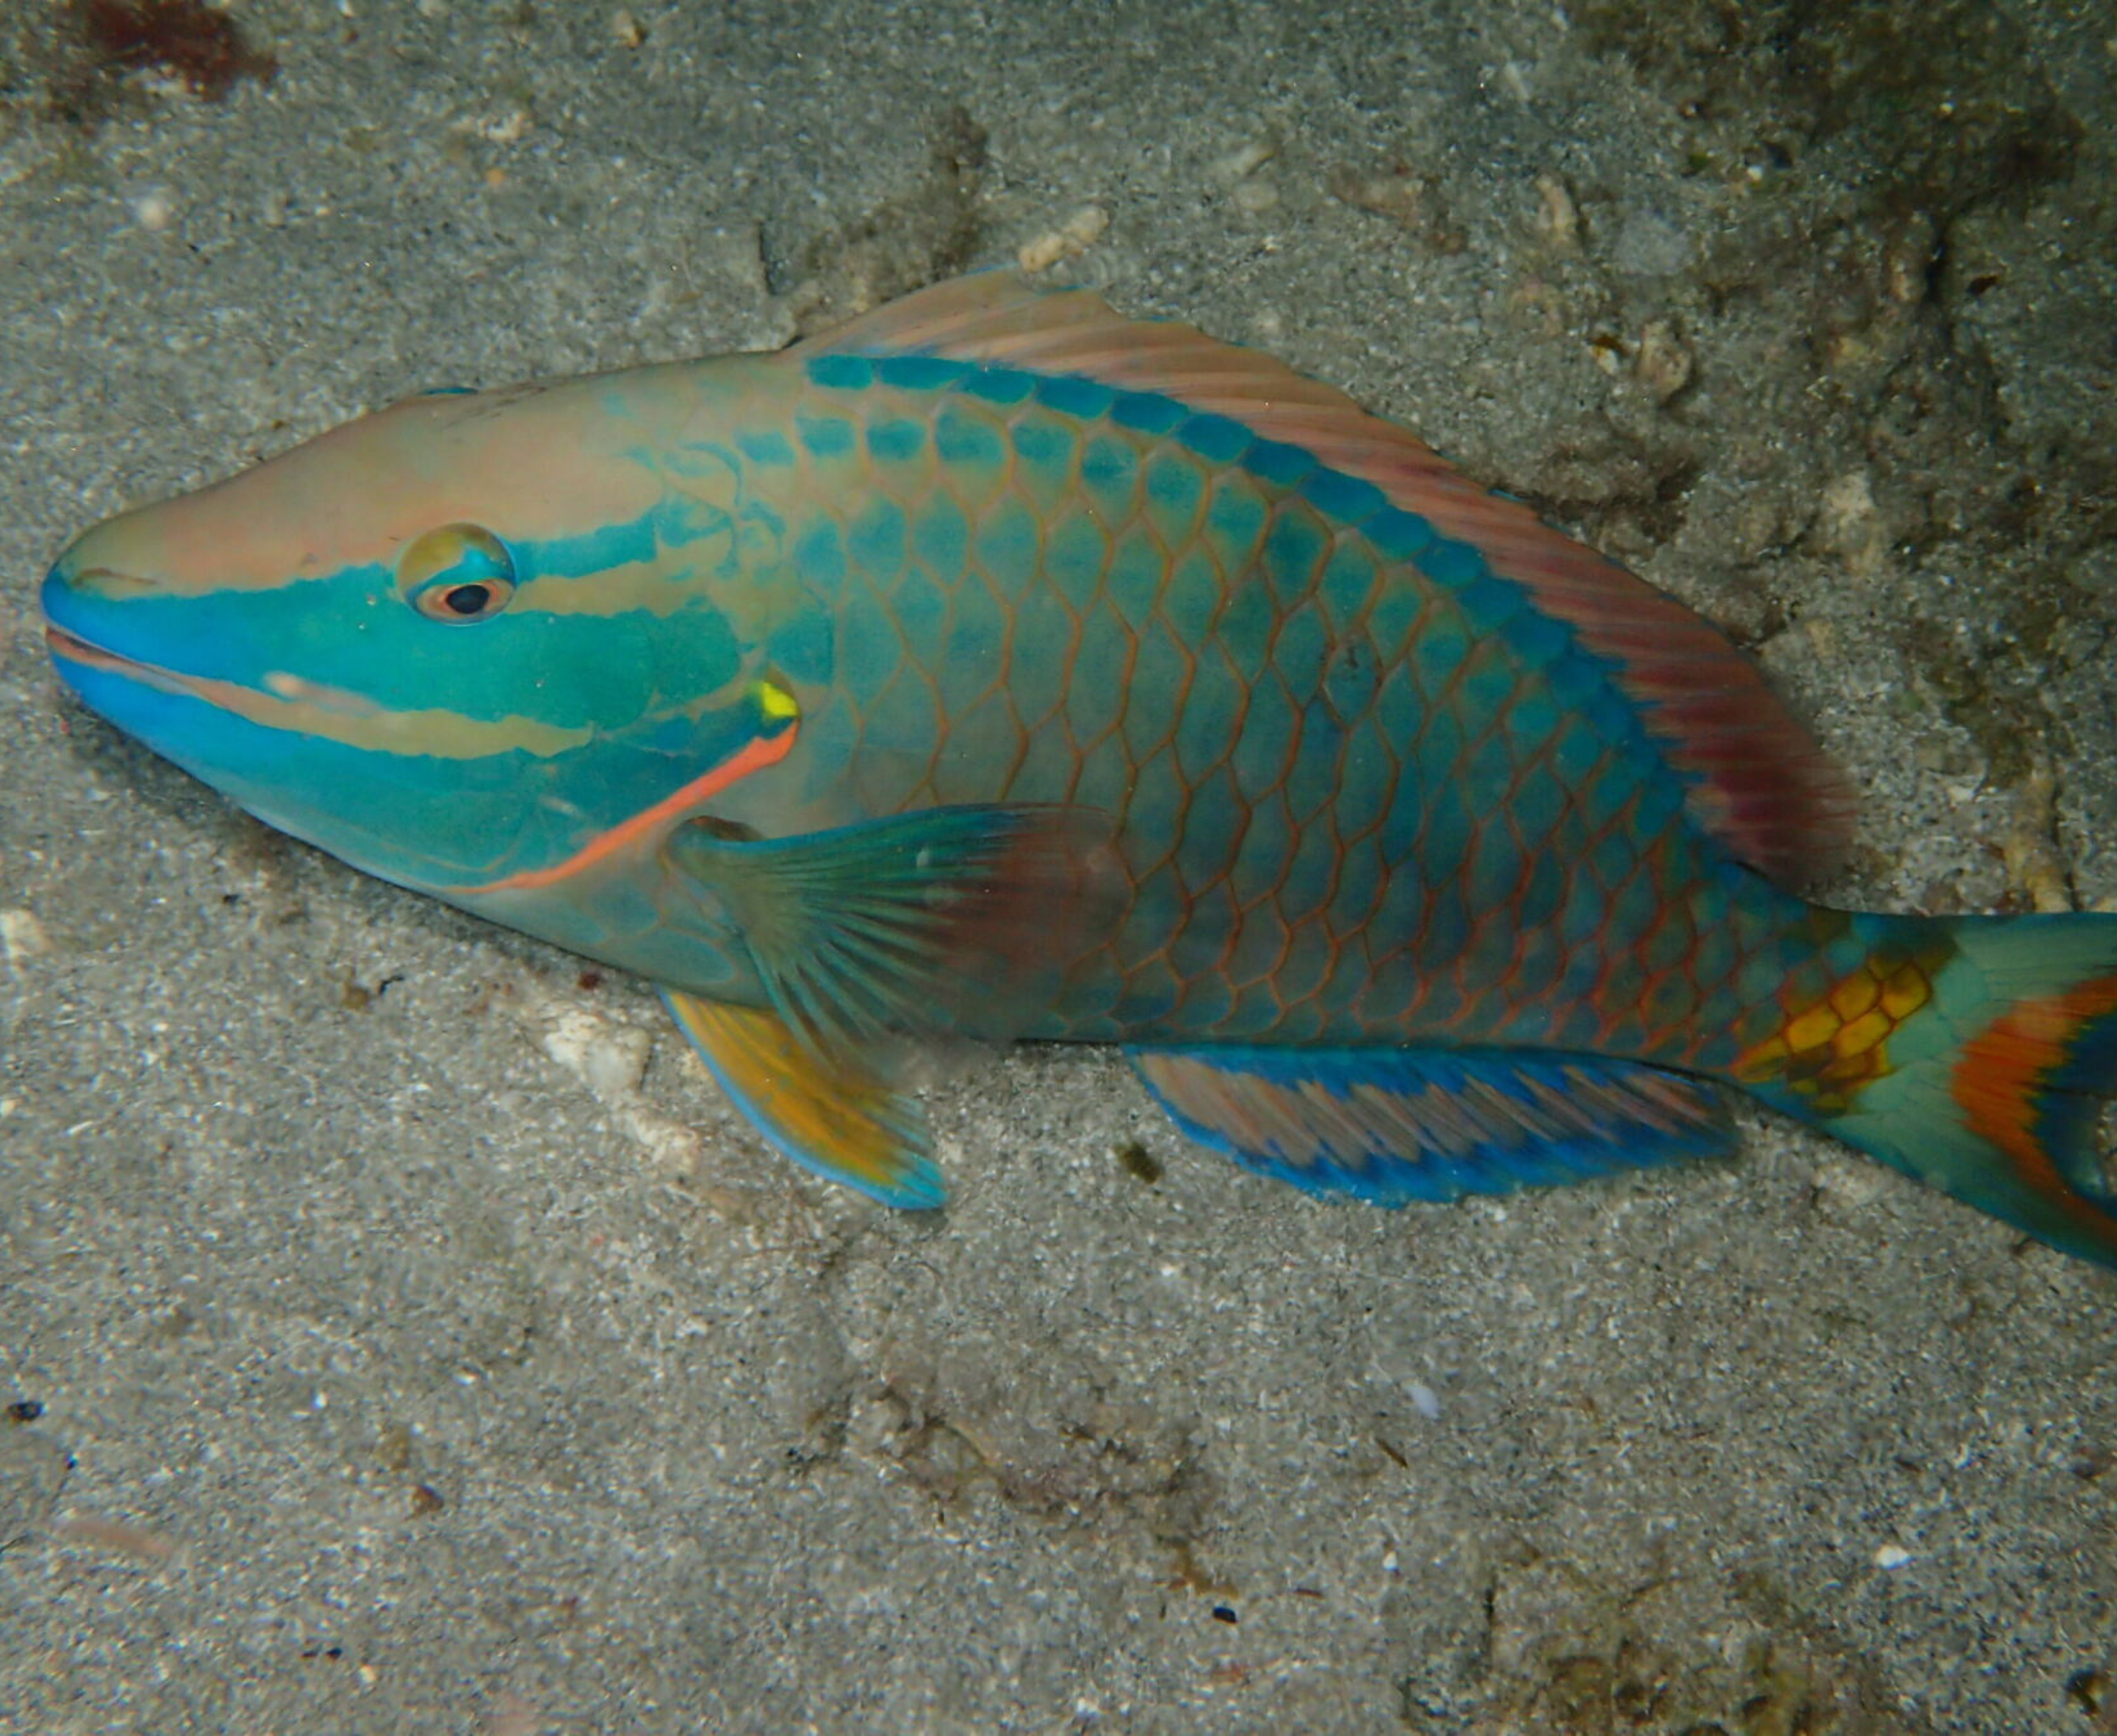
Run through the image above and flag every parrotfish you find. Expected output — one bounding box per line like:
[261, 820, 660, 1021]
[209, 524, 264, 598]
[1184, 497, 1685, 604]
[40, 274, 2117, 1269]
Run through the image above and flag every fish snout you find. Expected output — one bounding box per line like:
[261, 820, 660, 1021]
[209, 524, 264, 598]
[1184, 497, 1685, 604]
[43, 517, 165, 614]
[39, 514, 176, 666]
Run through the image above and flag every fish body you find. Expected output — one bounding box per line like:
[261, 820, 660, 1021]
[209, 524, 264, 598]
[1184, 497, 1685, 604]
[41, 274, 2117, 1265]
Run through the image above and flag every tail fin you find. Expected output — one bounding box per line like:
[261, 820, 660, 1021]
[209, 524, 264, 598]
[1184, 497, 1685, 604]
[1773, 912, 2117, 1270]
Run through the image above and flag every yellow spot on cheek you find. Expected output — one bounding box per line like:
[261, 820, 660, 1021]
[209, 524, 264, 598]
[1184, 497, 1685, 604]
[752, 679, 799, 722]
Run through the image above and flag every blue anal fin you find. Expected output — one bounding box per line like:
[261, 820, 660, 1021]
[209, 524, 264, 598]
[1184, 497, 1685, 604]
[1127, 1044, 1733, 1204]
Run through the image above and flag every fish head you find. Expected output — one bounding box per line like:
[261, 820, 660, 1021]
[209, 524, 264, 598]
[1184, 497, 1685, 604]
[41, 368, 799, 898]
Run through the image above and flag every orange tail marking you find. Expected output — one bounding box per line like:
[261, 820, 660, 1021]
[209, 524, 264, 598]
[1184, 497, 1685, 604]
[1952, 974, 2117, 1197]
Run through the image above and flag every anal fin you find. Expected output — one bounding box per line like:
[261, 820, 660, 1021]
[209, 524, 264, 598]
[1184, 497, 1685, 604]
[664, 991, 942, 1208]
[1129, 1044, 1732, 1204]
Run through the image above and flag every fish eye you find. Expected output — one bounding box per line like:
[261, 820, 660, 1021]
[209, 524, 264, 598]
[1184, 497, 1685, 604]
[397, 524, 517, 624]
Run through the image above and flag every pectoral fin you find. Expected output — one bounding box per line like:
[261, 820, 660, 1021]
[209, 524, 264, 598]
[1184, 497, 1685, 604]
[667, 802, 1119, 1063]
[664, 991, 942, 1208]
[1130, 1044, 1732, 1203]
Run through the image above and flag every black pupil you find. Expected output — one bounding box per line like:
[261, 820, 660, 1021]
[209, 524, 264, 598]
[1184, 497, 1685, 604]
[442, 583, 492, 616]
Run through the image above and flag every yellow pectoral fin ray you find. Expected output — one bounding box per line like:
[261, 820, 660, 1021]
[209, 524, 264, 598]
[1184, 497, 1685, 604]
[662, 992, 943, 1208]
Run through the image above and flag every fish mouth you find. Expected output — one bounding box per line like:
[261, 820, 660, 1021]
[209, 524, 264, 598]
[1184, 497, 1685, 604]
[45, 621, 132, 670]
[45, 619, 373, 719]
[43, 620, 206, 700]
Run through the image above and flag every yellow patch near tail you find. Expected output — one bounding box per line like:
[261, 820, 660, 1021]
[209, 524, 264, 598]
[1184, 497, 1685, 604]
[1733, 946, 1945, 1114]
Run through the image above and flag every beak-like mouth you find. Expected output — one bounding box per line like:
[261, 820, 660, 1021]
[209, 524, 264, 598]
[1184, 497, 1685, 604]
[44, 621, 135, 671]
[43, 619, 207, 701]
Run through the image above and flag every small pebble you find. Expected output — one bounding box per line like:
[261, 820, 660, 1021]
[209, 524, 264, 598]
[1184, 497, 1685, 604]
[1815, 471, 1884, 573]
[1634, 318, 1693, 403]
[1329, 169, 1424, 226]
[1017, 205, 1108, 274]
[1874, 1545, 1912, 1570]
[130, 190, 175, 232]
[1611, 207, 1692, 278]
[0, 909, 52, 967]
[55, 1514, 179, 1562]
[2004, 764, 2074, 914]
[471, 110, 532, 145]
[1534, 174, 1579, 252]
[541, 1009, 651, 1101]
[1884, 215, 1938, 305]
[1213, 138, 1279, 184]
[485, 1692, 545, 1736]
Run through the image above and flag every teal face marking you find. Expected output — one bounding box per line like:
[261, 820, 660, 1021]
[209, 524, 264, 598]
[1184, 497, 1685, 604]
[41, 485, 760, 893]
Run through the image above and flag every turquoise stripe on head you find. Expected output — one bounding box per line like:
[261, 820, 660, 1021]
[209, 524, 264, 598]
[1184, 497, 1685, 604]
[63, 556, 743, 733]
[48, 655, 666, 889]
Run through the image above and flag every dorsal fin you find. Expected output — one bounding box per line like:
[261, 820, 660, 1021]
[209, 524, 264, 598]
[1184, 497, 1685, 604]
[799, 274, 1855, 883]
